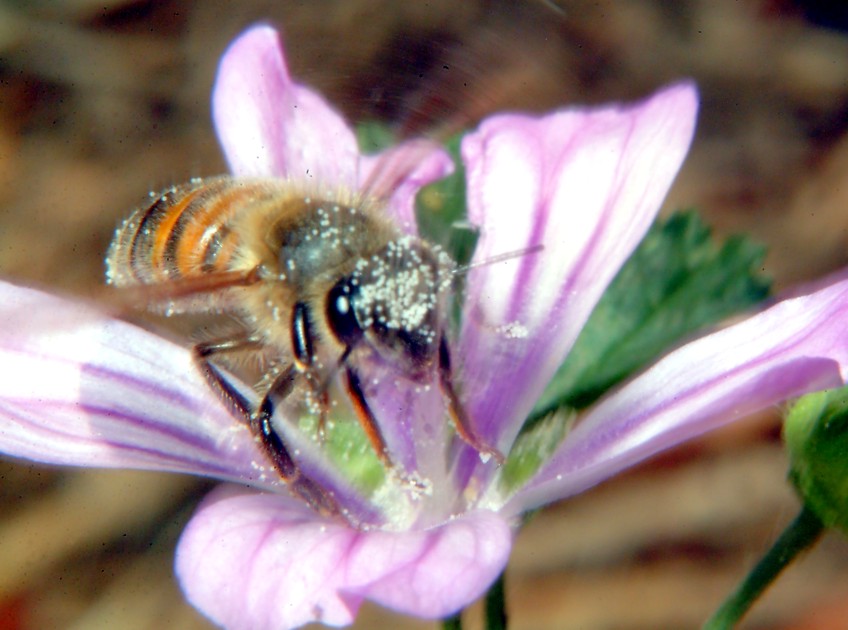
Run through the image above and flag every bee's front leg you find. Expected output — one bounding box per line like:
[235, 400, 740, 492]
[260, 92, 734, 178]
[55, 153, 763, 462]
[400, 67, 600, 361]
[292, 302, 397, 471]
[437, 334, 505, 465]
[343, 365, 393, 468]
[291, 303, 331, 441]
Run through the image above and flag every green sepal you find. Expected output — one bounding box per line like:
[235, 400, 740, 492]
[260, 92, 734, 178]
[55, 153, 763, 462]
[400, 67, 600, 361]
[499, 410, 574, 495]
[297, 413, 385, 494]
[785, 386, 848, 534]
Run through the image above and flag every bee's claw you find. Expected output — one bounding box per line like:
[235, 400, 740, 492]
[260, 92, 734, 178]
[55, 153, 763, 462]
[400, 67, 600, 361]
[482, 445, 506, 466]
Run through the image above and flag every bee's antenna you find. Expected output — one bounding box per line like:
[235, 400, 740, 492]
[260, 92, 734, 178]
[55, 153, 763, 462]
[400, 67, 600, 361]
[452, 243, 543, 277]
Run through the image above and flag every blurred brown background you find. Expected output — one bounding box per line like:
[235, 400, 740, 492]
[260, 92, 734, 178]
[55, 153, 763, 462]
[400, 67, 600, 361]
[2, 1, 848, 628]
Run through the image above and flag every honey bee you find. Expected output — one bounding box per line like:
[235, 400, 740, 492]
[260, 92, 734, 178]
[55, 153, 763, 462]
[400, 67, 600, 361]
[105, 175, 503, 516]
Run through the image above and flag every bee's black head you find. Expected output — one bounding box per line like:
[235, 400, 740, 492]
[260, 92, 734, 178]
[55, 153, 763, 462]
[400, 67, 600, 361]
[324, 237, 450, 378]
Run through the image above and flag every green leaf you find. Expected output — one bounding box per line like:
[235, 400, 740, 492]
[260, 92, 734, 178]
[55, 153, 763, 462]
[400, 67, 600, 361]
[415, 134, 478, 327]
[356, 122, 476, 266]
[415, 133, 477, 266]
[355, 120, 397, 154]
[534, 210, 771, 416]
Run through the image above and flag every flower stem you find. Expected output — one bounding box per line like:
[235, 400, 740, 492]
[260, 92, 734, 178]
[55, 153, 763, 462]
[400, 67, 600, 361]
[442, 613, 462, 630]
[703, 505, 824, 629]
[484, 571, 507, 630]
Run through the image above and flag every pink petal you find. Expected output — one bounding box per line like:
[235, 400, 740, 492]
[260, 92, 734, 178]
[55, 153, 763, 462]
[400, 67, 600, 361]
[458, 83, 698, 455]
[0, 281, 275, 489]
[177, 485, 512, 629]
[508, 276, 848, 515]
[212, 24, 359, 183]
[360, 138, 455, 230]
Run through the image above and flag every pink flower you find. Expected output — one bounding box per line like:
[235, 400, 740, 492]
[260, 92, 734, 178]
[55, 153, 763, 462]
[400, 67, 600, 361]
[3, 24, 848, 629]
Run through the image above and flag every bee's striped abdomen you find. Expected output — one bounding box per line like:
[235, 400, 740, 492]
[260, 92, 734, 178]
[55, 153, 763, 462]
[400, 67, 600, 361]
[106, 178, 260, 287]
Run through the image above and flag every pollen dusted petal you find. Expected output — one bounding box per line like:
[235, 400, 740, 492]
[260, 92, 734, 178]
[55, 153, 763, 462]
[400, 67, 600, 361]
[509, 276, 848, 515]
[176, 484, 512, 630]
[457, 83, 698, 457]
[212, 24, 360, 184]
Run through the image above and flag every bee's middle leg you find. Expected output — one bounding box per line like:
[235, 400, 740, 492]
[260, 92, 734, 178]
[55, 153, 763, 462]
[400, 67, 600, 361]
[193, 335, 263, 425]
[291, 303, 332, 441]
[193, 337, 339, 516]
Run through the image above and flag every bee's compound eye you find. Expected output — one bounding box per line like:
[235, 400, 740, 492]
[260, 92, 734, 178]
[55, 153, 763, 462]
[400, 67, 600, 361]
[326, 278, 363, 347]
[336, 294, 350, 315]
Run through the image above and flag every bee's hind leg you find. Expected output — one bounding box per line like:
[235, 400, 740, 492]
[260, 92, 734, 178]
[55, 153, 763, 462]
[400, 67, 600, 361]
[192, 337, 340, 517]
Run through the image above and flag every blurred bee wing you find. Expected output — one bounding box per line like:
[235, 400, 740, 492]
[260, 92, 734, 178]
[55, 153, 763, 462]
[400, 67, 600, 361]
[97, 267, 263, 316]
